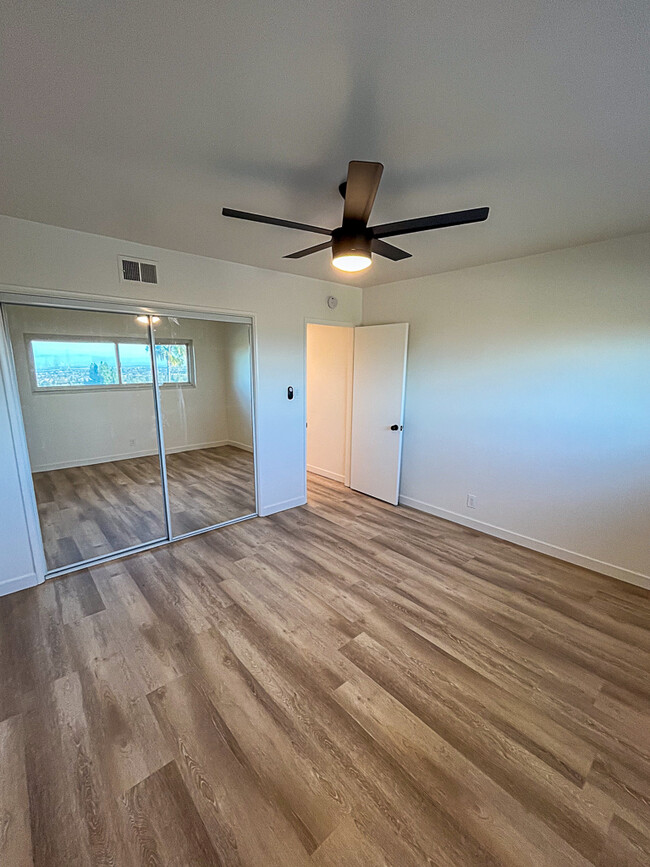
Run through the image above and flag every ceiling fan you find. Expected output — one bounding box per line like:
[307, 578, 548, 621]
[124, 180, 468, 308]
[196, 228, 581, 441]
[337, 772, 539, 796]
[222, 161, 489, 273]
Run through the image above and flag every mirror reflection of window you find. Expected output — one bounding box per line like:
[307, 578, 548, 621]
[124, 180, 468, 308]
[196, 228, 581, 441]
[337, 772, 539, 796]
[28, 336, 194, 389]
[30, 339, 119, 388]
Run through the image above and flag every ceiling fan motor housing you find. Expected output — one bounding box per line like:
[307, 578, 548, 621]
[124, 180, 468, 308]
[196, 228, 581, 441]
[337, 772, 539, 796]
[332, 223, 372, 259]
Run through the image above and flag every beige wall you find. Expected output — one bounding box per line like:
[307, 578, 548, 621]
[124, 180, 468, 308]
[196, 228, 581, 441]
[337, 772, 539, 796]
[306, 324, 353, 483]
[363, 232, 650, 587]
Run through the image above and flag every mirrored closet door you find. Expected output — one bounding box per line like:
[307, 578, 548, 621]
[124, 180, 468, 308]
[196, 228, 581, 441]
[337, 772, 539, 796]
[153, 315, 256, 537]
[2, 301, 256, 576]
[4, 304, 167, 571]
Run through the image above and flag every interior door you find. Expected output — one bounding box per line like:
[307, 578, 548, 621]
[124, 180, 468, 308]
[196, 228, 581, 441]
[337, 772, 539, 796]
[350, 323, 408, 505]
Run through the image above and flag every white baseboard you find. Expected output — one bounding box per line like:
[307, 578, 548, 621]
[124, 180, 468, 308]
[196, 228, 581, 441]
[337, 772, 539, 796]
[307, 464, 345, 483]
[228, 441, 254, 453]
[398, 495, 650, 591]
[0, 571, 39, 598]
[259, 495, 306, 517]
[31, 440, 247, 472]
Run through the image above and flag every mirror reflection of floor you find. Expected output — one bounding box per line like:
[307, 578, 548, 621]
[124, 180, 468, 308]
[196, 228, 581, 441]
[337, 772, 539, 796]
[32, 445, 256, 571]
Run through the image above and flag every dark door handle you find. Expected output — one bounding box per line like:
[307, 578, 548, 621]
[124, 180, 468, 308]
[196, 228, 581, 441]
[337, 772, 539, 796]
[390, 424, 400, 431]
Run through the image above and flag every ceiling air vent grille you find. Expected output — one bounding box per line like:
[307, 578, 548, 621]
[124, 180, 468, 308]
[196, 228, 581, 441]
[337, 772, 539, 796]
[140, 262, 157, 283]
[119, 257, 158, 284]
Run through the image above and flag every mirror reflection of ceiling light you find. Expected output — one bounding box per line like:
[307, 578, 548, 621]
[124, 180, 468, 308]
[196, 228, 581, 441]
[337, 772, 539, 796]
[135, 315, 160, 324]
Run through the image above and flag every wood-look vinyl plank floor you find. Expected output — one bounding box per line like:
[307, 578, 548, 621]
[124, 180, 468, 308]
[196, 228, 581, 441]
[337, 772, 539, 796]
[1, 473, 649, 865]
[32, 445, 256, 570]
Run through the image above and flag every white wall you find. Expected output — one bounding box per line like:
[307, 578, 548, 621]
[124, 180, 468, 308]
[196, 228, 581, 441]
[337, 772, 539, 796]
[306, 324, 353, 483]
[0, 215, 361, 593]
[363, 232, 650, 588]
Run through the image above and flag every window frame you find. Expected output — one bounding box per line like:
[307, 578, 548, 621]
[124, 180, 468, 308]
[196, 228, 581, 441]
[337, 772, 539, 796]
[25, 333, 195, 394]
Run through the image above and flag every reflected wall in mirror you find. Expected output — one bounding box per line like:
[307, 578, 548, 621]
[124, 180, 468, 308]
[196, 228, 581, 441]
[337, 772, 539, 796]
[4, 304, 167, 571]
[153, 316, 256, 536]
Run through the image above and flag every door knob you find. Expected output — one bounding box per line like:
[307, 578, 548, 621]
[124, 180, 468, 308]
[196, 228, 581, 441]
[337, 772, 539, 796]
[390, 424, 400, 431]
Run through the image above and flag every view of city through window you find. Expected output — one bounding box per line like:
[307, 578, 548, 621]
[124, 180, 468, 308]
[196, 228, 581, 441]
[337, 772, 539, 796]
[30, 339, 191, 388]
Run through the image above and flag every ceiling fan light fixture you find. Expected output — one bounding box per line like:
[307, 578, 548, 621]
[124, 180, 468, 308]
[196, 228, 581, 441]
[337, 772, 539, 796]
[331, 226, 372, 273]
[332, 252, 372, 272]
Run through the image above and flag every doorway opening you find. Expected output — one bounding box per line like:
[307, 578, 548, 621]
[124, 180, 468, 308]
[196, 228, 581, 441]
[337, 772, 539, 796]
[305, 323, 354, 501]
[305, 321, 409, 507]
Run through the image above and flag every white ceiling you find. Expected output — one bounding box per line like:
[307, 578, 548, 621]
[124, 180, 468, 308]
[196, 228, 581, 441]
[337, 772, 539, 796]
[1, 0, 648, 287]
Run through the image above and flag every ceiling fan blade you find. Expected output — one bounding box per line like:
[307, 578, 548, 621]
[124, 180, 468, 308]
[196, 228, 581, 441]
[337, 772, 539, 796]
[343, 161, 384, 224]
[371, 238, 412, 261]
[222, 208, 331, 236]
[371, 206, 489, 239]
[283, 240, 333, 259]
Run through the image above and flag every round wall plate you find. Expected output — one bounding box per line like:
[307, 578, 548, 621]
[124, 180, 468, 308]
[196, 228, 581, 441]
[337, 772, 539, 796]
[327, 295, 338, 309]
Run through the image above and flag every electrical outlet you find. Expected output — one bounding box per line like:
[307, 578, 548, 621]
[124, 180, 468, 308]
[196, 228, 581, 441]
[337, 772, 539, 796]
[466, 494, 477, 509]
[129, 438, 136, 447]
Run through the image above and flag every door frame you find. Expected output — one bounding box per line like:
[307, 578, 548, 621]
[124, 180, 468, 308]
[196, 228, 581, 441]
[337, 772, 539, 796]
[0, 285, 261, 582]
[0, 304, 48, 584]
[303, 317, 356, 497]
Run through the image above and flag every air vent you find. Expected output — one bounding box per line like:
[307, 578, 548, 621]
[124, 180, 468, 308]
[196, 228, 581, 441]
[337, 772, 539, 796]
[119, 257, 158, 284]
[122, 259, 140, 281]
[140, 262, 157, 283]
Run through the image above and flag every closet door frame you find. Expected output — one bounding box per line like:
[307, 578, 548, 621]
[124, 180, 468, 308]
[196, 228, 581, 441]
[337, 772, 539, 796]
[0, 289, 259, 581]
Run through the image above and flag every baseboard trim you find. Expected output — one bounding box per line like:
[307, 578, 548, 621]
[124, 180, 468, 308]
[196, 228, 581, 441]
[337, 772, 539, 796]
[259, 495, 306, 517]
[0, 571, 39, 598]
[307, 464, 345, 483]
[31, 440, 247, 472]
[398, 495, 650, 591]
[228, 441, 254, 453]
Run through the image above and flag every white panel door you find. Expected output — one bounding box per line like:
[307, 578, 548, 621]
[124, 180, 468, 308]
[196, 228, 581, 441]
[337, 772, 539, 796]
[350, 323, 408, 505]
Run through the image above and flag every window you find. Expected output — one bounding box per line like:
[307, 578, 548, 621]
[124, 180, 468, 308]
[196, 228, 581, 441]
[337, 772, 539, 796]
[28, 336, 193, 391]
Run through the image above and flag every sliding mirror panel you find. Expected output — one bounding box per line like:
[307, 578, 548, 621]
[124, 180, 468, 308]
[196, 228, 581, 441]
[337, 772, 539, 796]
[152, 315, 256, 536]
[4, 304, 167, 571]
